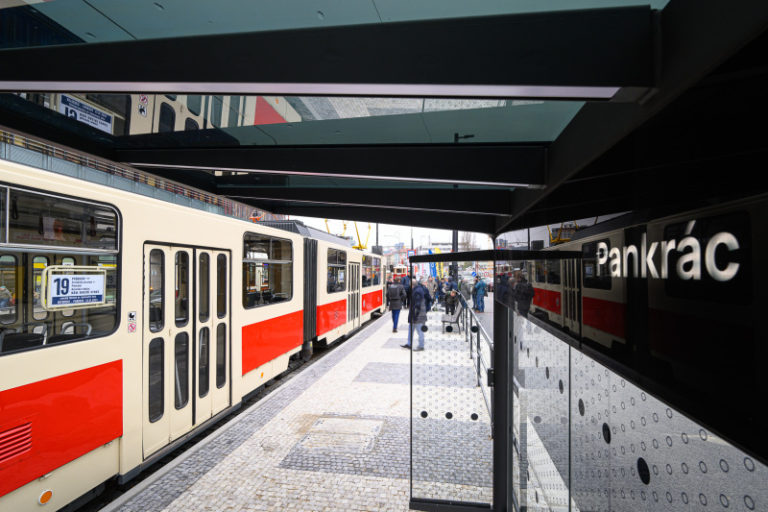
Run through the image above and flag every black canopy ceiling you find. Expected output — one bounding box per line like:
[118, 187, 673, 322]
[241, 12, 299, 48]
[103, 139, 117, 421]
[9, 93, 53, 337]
[1, 0, 767, 235]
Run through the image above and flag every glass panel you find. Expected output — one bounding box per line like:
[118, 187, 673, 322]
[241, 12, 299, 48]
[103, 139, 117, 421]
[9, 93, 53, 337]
[373, 257, 381, 285]
[184, 117, 199, 131]
[198, 327, 210, 398]
[199, 253, 209, 322]
[210, 95, 223, 128]
[327, 249, 346, 293]
[187, 95, 202, 116]
[0, 254, 18, 325]
[59, 256, 76, 316]
[0, 186, 5, 242]
[158, 102, 175, 132]
[242, 233, 292, 307]
[410, 260, 493, 505]
[148, 337, 164, 423]
[217, 254, 226, 318]
[175, 252, 189, 326]
[31, 255, 48, 320]
[216, 323, 226, 389]
[229, 95, 241, 127]
[174, 332, 189, 409]
[149, 249, 164, 332]
[8, 189, 118, 250]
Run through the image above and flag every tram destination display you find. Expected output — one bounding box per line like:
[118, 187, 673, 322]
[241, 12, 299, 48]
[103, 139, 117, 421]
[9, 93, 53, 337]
[41, 265, 108, 310]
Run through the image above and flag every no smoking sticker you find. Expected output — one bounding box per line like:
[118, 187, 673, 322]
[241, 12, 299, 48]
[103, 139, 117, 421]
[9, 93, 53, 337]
[128, 311, 137, 333]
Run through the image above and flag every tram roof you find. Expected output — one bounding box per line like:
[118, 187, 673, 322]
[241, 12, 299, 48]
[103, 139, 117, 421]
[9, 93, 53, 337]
[1, 0, 767, 235]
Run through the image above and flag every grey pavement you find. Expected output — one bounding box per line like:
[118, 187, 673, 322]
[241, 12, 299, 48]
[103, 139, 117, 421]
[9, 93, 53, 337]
[109, 309, 493, 512]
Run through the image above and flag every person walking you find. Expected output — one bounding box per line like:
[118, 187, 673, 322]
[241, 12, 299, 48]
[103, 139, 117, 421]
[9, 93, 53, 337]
[402, 278, 429, 351]
[401, 273, 411, 309]
[426, 276, 438, 310]
[474, 276, 487, 313]
[387, 279, 406, 332]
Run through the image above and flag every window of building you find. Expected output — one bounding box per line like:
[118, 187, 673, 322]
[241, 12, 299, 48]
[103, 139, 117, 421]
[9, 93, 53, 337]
[242, 233, 292, 308]
[582, 240, 612, 290]
[158, 102, 175, 133]
[0, 186, 119, 356]
[327, 249, 347, 293]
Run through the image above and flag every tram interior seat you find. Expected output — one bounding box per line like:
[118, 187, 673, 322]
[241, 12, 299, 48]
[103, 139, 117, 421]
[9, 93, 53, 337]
[247, 291, 261, 307]
[0, 322, 47, 353]
[48, 322, 93, 345]
[262, 290, 273, 304]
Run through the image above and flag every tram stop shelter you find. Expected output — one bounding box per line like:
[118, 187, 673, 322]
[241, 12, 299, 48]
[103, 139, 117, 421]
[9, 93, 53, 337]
[2, 0, 768, 510]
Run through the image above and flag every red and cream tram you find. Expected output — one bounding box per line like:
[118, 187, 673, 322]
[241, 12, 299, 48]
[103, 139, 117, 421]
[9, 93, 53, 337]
[0, 161, 384, 511]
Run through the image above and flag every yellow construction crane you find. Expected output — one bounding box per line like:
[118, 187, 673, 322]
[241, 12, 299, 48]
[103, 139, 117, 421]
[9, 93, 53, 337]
[547, 221, 579, 245]
[324, 219, 348, 237]
[352, 222, 371, 250]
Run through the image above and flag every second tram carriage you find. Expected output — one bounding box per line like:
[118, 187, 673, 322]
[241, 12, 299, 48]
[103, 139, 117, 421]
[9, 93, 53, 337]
[0, 161, 384, 511]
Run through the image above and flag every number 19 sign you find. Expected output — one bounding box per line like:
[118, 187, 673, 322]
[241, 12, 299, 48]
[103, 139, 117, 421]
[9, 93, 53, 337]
[42, 266, 107, 310]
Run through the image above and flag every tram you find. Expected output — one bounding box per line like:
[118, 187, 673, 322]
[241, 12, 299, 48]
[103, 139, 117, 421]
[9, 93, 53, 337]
[0, 161, 384, 511]
[391, 264, 408, 282]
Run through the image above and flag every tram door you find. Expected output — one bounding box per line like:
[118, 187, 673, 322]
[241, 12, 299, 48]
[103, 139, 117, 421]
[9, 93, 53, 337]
[142, 245, 231, 459]
[562, 259, 581, 334]
[194, 249, 231, 425]
[348, 262, 361, 329]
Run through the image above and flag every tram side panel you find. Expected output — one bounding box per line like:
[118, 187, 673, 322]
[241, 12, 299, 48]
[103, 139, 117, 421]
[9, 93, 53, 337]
[238, 227, 305, 397]
[360, 253, 384, 323]
[315, 240, 360, 346]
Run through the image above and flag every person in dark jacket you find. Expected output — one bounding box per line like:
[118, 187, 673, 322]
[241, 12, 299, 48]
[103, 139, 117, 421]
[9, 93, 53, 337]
[401, 273, 411, 309]
[474, 276, 487, 312]
[445, 289, 459, 315]
[512, 270, 535, 317]
[402, 278, 429, 351]
[387, 280, 407, 332]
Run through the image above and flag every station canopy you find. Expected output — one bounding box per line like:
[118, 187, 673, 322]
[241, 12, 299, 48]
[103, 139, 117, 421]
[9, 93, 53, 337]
[1, 0, 768, 234]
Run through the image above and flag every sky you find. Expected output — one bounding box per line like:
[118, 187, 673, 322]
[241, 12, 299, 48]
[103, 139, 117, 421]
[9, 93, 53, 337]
[290, 216, 495, 250]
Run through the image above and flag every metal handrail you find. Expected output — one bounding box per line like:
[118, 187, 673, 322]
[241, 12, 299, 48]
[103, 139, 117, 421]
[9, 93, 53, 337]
[461, 297, 493, 423]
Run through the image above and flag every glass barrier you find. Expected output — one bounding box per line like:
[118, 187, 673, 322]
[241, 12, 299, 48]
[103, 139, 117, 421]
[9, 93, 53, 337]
[409, 262, 494, 507]
[512, 309, 768, 511]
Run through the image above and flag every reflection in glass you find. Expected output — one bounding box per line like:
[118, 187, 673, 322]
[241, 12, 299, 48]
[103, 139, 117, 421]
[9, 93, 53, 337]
[199, 327, 210, 398]
[31, 255, 48, 320]
[149, 249, 164, 332]
[216, 323, 226, 389]
[148, 337, 164, 422]
[174, 333, 189, 409]
[175, 252, 189, 326]
[199, 253, 209, 322]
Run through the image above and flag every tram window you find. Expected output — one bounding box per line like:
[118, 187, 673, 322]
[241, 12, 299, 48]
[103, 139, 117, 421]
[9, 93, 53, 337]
[362, 256, 373, 287]
[199, 327, 210, 398]
[187, 95, 202, 116]
[546, 260, 561, 285]
[148, 338, 164, 423]
[165, 94, 177, 101]
[534, 261, 546, 283]
[175, 252, 189, 326]
[184, 118, 199, 131]
[217, 254, 226, 318]
[211, 95, 223, 128]
[174, 332, 189, 409]
[229, 96, 241, 127]
[149, 249, 164, 332]
[216, 323, 226, 389]
[0, 255, 18, 325]
[0, 186, 5, 241]
[59, 257, 76, 317]
[242, 233, 293, 308]
[373, 257, 381, 285]
[8, 189, 118, 251]
[327, 249, 347, 293]
[199, 253, 210, 322]
[32, 256, 48, 320]
[158, 103, 175, 133]
[582, 240, 612, 290]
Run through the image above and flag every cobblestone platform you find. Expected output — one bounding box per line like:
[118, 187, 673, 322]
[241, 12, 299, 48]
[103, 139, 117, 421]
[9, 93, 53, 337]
[106, 310, 492, 512]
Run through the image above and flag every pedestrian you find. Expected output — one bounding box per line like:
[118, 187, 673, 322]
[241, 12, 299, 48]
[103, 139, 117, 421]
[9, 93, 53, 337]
[0, 285, 12, 308]
[402, 278, 429, 351]
[512, 270, 535, 317]
[386, 279, 406, 332]
[474, 276, 487, 313]
[401, 273, 411, 309]
[445, 289, 459, 316]
[426, 276, 438, 310]
[460, 277, 473, 301]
